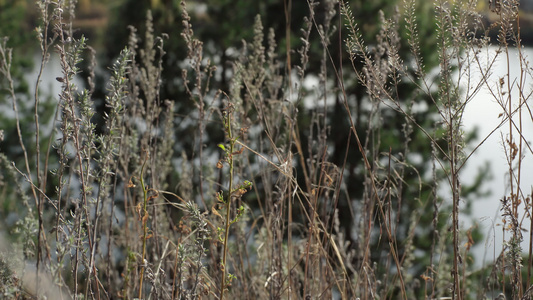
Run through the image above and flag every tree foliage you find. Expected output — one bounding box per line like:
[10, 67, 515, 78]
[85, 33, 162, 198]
[0, 0, 498, 298]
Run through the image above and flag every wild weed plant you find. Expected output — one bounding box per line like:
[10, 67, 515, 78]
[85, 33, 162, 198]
[1, 0, 533, 299]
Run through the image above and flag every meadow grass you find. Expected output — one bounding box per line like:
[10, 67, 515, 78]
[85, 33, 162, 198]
[1, 0, 533, 299]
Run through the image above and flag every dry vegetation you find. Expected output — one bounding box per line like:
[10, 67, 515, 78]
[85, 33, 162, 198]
[1, 0, 533, 299]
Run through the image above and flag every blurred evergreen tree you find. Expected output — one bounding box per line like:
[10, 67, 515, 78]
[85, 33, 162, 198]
[0, 0, 490, 297]
[0, 0, 39, 230]
[104, 0, 484, 296]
